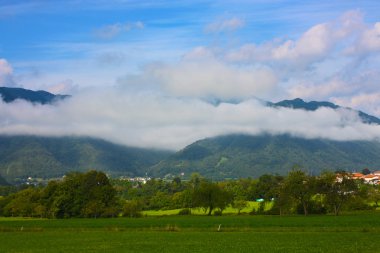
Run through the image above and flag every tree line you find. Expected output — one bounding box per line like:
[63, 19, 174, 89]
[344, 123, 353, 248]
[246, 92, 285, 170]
[0, 169, 379, 218]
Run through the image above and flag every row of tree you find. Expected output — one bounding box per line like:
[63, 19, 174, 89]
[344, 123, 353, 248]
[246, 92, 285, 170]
[0, 170, 379, 218]
[115, 170, 379, 216]
[0, 171, 119, 218]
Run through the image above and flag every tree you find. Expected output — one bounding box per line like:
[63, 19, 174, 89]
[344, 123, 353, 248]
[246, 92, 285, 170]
[271, 182, 292, 215]
[47, 171, 119, 218]
[253, 174, 283, 201]
[189, 173, 204, 189]
[317, 171, 358, 216]
[192, 181, 232, 215]
[362, 168, 371, 175]
[3, 187, 42, 217]
[123, 199, 143, 217]
[283, 170, 315, 216]
[368, 185, 380, 207]
[232, 197, 248, 214]
[149, 191, 171, 210]
[171, 190, 193, 209]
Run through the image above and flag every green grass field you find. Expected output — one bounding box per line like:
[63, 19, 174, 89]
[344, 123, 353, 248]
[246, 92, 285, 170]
[1, 212, 380, 252]
[142, 201, 269, 216]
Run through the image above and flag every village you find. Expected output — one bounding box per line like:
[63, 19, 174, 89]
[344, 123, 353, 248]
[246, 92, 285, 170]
[348, 170, 380, 185]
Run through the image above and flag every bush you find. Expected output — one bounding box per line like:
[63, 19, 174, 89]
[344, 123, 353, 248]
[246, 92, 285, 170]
[296, 201, 327, 215]
[344, 197, 375, 211]
[213, 210, 222, 216]
[178, 208, 191, 215]
[123, 200, 143, 218]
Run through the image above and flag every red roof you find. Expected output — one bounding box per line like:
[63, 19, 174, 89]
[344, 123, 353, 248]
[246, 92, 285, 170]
[364, 174, 378, 179]
[352, 173, 364, 178]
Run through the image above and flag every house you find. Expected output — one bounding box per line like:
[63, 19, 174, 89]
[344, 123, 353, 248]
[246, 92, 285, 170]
[362, 174, 379, 185]
[351, 173, 364, 180]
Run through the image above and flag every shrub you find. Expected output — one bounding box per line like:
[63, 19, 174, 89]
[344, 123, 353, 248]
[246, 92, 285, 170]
[178, 208, 191, 215]
[344, 197, 375, 211]
[123, 200, 143, 218]
[296, 201, 327, 215]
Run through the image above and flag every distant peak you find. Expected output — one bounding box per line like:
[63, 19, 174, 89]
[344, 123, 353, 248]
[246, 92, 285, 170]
[0, 86, 70, 105]
[272, 98, 338, 111]
[271, 98, 380, 125]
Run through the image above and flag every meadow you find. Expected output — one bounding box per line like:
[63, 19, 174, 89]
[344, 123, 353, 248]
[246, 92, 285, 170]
[1, 212, 380, 253]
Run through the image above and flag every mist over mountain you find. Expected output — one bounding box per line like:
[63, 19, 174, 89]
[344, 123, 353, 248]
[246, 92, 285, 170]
[2, 86, 379, 127]
[269, 98, 380, 125]
[1, 87, 380, 181]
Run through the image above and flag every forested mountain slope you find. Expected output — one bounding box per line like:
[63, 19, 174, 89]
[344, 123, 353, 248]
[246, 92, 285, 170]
[150, 134, 380, 179]
[0, 136, 171, 183]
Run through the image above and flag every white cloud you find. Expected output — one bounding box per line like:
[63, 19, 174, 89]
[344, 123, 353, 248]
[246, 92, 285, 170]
[1, 89, 380, 150]
[205, 17, 245, 33]
[43, 79, 78, 95]
[0, 58, 16, 87]
[148, 58, 277, 99]
[225, 21, 339, 68]
[288, 78, 348, 100]
[332, 93, 380, 117]
[94, 21, 144, 39]
[348, 22, 380, 54]
[225, 10, 367, 67]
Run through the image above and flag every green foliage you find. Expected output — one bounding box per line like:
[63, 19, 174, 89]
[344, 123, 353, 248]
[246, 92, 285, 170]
[2, 187, 42, 217]
[0, 171, 120, 218]
[122, 200, 143, 218]
[0, 168, 377, 218]
[232, 198, 248, 214]
[368, 185, 380, 207]
[192, 181, 233, 215]
[283, 169, 316, 215]
[317, 171, 359, 215]
[178, 208, 191, 215]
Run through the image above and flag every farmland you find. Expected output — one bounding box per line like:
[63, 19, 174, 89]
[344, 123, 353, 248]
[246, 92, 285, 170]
[1, 212, 380, 253]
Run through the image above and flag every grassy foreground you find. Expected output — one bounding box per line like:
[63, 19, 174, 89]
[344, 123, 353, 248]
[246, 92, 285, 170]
[1, 212, 380, 253]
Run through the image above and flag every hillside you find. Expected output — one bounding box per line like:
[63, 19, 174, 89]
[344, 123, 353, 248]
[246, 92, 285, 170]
[149, 134, 380, 179]
[0, 136, 171, 184]
[0, 174, 9, 186]
[0, 87, 69, 104]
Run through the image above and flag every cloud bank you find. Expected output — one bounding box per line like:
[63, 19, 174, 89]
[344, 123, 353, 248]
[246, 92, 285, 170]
[1, 88, 380, 150]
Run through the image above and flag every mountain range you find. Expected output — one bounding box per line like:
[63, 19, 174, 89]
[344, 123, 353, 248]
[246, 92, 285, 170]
[0, 87, 69, 104]
[1, 86, 380, 183]
[149, 134, 380, 179]
[0, 135, 171, 184]
[269, 98, 380, 125]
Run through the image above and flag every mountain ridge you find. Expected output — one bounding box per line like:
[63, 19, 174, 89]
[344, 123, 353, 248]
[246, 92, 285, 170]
[149, 134, 380, 179]
[269, 98, 380, 125]
[0, 87, 69, 104]
[0, 135, 172, 184]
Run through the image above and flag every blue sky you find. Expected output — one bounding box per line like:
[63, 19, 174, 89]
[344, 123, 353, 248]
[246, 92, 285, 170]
[1, 0, 380, 149]
[1, 1, 379, 59]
